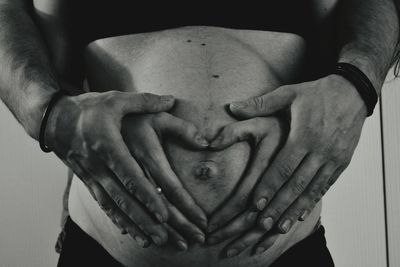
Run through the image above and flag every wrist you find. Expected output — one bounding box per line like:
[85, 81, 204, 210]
[22, 84, 59, 140]
[325, 74, 368, 118]
[337, 55, 382, 95]
[39, 91, 67, 152]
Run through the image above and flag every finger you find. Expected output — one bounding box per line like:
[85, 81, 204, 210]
[98, 177, 169, 246]
[252, 144, 307, 212]
[96, 127, 170, 223]
[68, 156, 154, 247]
[163, 224, 189, 252]
[207, 133, 281, 233]
[152, 112, 209, 148]
[89, 181, 151, 248]
[131, 128, 208, 229]
[229, 86, 295, 119]
[258, 154, 323, 233]
[165, 198, 206, 244]
[209, 118, 273, 149]
[115, 92, 175, 115]
[294, 164, 344, 222]
[254, 231, 281, 255]
[207, 210, 259, 245]
[224, 228, 266, 258]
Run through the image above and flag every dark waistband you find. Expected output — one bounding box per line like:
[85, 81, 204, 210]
[57, 217, 334, 267]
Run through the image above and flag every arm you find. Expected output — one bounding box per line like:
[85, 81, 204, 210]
[207, 0, 400, 256]
[0, 0, 59, 139]
[337, 0, 399, 93]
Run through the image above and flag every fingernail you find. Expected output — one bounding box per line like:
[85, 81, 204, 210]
[246, 211, 258, 222]
[299, 210, 308, 221]
[194, 234, 205, 244]
[207, 224, 218, 233]
[230, 102, 248, 111]
[281, 220, 292, 233]
[227, 248, 239, 258]
[256, 198, 267, 211]
[196, 134, 209, 147]
[199, 218, 208, 230]
[155, 213, 164, 223]
[135, 236, 146, 247]
[262, 217, 274, 231]
[210, 136, 223, 148]
[151, 235, 163, 246]
[207, 236, 218, 245]
[256, 247, 266, 255]
[177, 240, 188, 251]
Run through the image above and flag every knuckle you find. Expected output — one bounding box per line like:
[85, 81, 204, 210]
[115, 196, 128, 212]
[102, 91, 120, 108]
[88, 136, 109, 154]
[102, 180, 117, 198]
[139, 93, 157, 107]
[124, 178, 138, 195]
[252, 96, 266, 111]
[318, 143, 335, 159]
[276, 163, 295, 181]
[100, 202, 114, 214]
[290, 178, 308, 195]
[320, 184, 330, 196]
[309, 184, 324, 202]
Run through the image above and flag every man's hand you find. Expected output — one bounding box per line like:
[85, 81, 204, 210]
[45, 91, 208, 249]
[207, 74, 367, 257]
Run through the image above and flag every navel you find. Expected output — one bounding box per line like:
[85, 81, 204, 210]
[193, 160, 219, 181]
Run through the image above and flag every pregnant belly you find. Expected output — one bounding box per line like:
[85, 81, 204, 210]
[69, 26, 322, 267]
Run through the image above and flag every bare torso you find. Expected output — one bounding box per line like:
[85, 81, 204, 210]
[69, 27, 322, 267]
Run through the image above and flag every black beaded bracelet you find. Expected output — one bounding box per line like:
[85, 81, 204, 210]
[333, 62, 378, 117]
[39, 90, 65, 153]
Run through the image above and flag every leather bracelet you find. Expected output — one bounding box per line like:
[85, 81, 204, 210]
[39, 90, 65, 153]
[333, 62, 378, 117]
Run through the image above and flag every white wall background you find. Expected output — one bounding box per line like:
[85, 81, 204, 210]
[0, 73, 399, 267]
[0, 103, 66, 267]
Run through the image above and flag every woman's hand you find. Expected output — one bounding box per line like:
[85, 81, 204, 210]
[122, 111, 211, 249]
[208, 74, 368, 257]
[206, 117, 285, 246]
[45, 91, 208, 248]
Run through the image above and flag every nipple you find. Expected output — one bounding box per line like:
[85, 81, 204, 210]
[193, 160, 219, 181]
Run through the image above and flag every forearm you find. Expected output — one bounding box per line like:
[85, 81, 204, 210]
[336, 0, 399, 94]
[0, 2, 59, 139]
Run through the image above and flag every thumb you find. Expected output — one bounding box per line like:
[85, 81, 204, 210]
[229, 87, 295, 119]
[120, 92, 175, 115]
[152, 113, 210, 149]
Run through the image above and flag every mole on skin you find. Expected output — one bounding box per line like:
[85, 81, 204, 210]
[193, 160, 220, 181]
